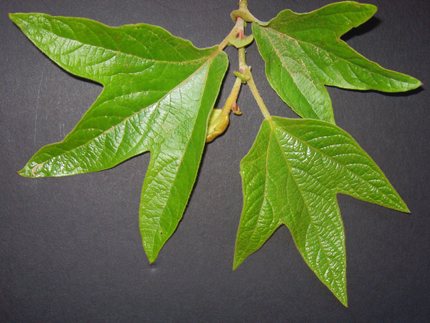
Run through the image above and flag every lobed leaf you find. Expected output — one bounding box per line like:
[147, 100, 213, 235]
[252, 2, 421, 123]
[235, 117, 409, 306]
[11, 13, 228, 262]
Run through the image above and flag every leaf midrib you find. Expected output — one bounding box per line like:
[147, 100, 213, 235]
[20, 15, 212, 66]
[272, 120, 405, 211]
[145, 59, 213, 260]
[269, 120, 343, 292]
[258, 26, 321, 120]
[263, 23, 410, 88]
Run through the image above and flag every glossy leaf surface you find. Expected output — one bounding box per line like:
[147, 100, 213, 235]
[235, 117, 409, 306]
[11, 13, 228, 262]
[252, 2, 421, 123]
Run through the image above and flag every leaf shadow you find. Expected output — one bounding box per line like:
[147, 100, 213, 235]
[380, 86, 424, 97]
[331, 85, 424, 98]
[341, 17, 381, 42]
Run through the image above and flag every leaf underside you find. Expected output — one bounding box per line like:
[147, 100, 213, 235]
[235, 117, 409, 306]
[253, 1, 421, 123]
[11, 13, 228, 262]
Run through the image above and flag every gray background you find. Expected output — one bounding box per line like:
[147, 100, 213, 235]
[1, 0, 429, 322]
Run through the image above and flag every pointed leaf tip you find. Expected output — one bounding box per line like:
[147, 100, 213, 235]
[232, 255, 243, 271]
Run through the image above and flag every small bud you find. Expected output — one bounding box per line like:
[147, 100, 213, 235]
[232, 102, 242, 115]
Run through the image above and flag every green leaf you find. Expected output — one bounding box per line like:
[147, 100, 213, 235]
[10, 13, 228, 262]
[252, 2, 421, 123]
[234, 117, 409, 306]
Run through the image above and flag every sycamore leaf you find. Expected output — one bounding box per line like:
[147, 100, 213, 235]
[10, 13, 228, 263]
[234, 117, 409, 306]
[252, 2, 421, 123]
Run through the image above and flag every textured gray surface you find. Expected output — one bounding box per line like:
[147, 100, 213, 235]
[1, 0, 429, 321]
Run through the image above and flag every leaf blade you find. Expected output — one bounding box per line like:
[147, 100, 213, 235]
[253, 2, 421, 123]
[235, 117, 409, 306]
[12, 13, 229, 262]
